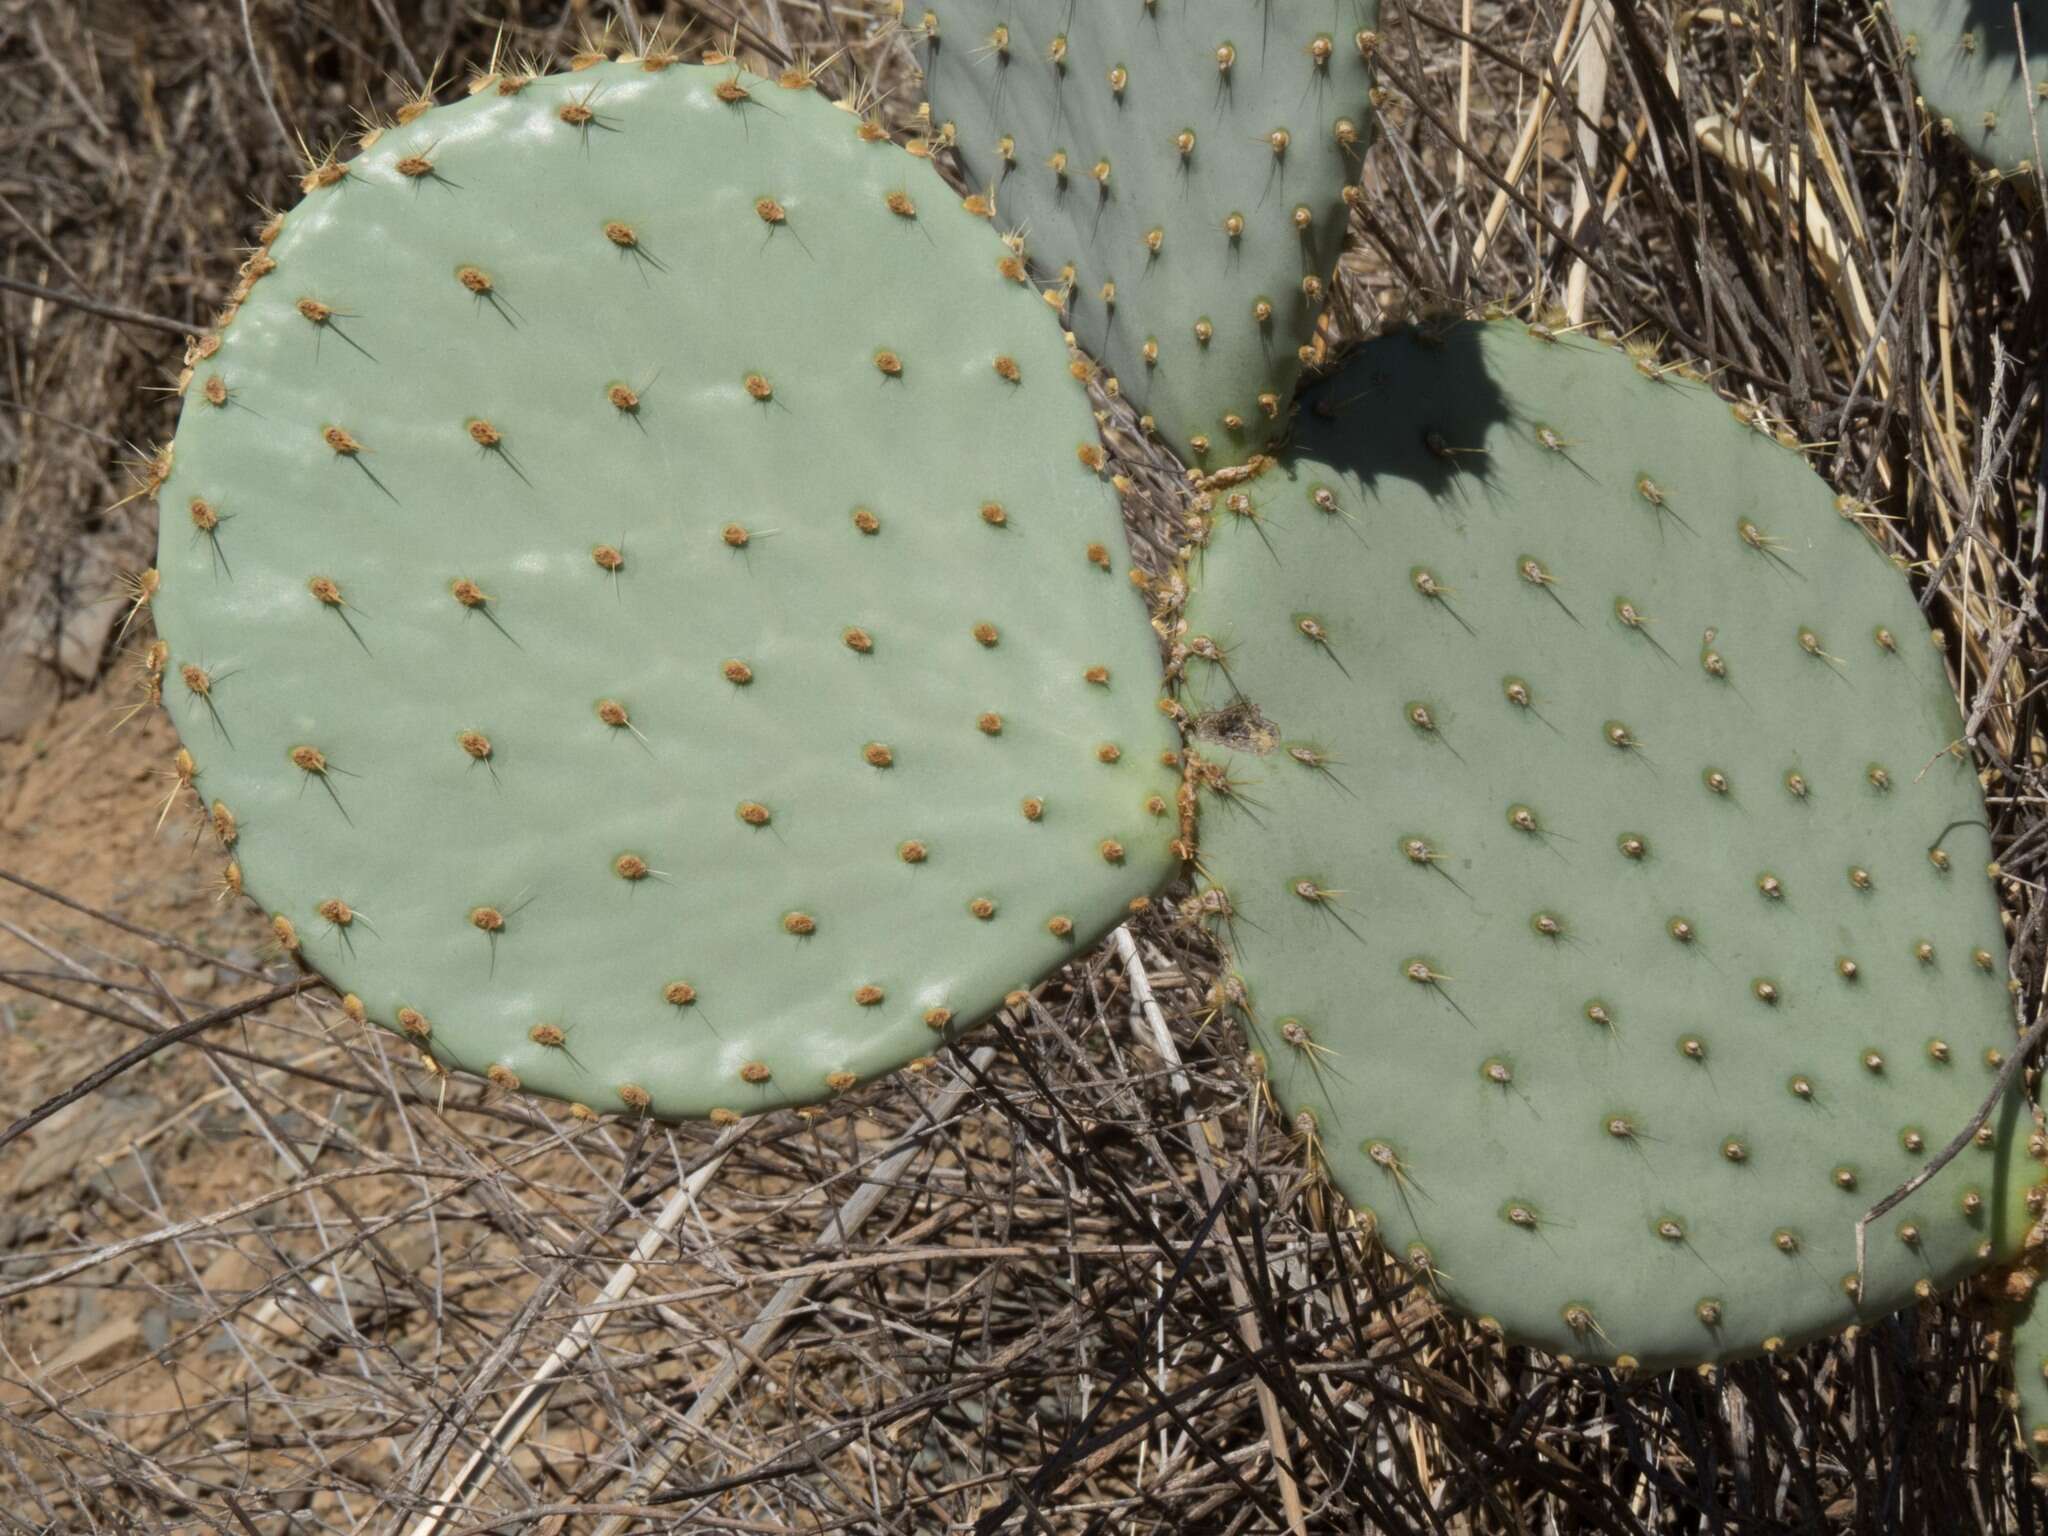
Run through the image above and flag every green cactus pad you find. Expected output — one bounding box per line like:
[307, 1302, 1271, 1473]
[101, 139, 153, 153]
[150, 59, 1180, 1121]
[2010, 1277, 2048, 1454]
[1891, 0, 2046, 174]
[1173, 318, 2039, 1367]
[920, 0, 1377, 465]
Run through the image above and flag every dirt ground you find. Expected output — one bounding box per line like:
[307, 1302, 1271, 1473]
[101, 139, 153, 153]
[0, 685, 1093, 1533]
[0, 690, 315, 1417]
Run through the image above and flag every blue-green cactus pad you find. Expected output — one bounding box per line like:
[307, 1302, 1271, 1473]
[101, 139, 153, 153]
[151, 60, 1180, 1120]
[1890, 0, 2047, 173]
[2009, 1268, 2048, 1453]
[920, 0, 1377, 464]
[1175, 318, 2035, 1367]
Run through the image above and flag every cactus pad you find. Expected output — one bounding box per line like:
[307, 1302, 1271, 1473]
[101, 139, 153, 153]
[1173, 318, 2037, 1367]
[149, 59, 1179, 1121]
[1890, 0, 2047, 173]
[920, 0, 1377, 465]
[2011, 1276, 2048, 1453]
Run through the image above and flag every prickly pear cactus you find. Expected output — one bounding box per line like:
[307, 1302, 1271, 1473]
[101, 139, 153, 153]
[148, 57, 1180, 1121]
[1889, 0, 2047, 174]
[1170, 317, 2042, 1368]
[2011, 1273, 2048, 1454]
[919, 1, 1377, 465]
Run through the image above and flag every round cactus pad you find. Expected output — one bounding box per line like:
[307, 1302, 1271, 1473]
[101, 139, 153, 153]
[921, 0, 1377, 465]
[1175, 319, 2035, 1367]
[1890, 0, 2046, 173]
[151, 61, 1180, 1120]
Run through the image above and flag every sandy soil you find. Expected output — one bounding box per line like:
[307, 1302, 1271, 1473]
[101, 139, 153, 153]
[0, 689, 314, 1418]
